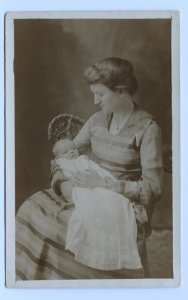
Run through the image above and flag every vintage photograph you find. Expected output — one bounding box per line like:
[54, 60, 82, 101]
[5, 11, 180, 288]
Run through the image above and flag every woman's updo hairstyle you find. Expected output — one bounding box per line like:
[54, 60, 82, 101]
[83, 57, 138, 96]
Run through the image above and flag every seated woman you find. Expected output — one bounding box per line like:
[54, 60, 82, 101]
[16, 57, 163, 280]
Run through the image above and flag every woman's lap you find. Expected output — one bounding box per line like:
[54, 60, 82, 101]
[16, 188, 145, 280]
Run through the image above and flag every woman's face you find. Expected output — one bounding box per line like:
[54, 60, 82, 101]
[90, 83, 124, 114]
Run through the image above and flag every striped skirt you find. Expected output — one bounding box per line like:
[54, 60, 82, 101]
[16, 188, 146, 280]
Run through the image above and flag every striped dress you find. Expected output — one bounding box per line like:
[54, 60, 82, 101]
[16, 104, 163, 280]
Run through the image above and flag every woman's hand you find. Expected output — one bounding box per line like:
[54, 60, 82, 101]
[50, 161, 64, 188]
[60, 180, 74, 203]
[71, 168, 105, 189]
[50, 159, 58, 173]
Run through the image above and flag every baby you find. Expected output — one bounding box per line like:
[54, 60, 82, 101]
[52, 138, 142, 270]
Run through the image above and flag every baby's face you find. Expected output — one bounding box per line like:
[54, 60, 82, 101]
[53, 139, 79, 159]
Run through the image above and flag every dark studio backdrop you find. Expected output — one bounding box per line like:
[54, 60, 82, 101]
[15, 19, 172, 228]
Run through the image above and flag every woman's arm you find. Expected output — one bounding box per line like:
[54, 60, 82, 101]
[50, 160, 74, 202]
[50, 114, 95, 196]
[104, 123, 164, 206]
[72, 122, 163, 207]
[73, 113, 97, 153]
[72, 121, 164, 208]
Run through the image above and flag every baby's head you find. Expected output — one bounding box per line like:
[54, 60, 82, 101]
[53, 138, 79, 159]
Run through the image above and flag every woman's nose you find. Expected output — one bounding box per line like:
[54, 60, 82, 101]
[94, 94, 101, 105]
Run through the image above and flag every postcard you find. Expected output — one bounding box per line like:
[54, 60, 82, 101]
[5, 11, 180, 288]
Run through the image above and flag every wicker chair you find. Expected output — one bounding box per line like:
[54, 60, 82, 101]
[48, 113, 85, 145]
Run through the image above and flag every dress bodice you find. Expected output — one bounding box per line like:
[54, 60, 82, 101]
[89, 105, 154, 180]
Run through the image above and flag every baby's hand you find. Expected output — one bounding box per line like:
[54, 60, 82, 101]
[50, 159, 58, 172]
[50, 168, 64, 189]
[60, 180, 74, 203]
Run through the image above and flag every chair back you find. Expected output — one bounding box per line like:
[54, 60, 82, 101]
[48, 113, 85, 145]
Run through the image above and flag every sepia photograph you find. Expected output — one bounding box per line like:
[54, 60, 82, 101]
[5, 11, 180, 288]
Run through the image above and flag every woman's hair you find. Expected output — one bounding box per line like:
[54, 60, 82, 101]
[83, 57, 138, 95]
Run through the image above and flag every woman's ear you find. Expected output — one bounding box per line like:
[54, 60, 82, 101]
[119, 88, 126, 96]
[115, 86, 127, 96]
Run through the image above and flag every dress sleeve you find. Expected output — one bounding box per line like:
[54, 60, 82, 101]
[105, 122, 164, 206]
[49, 160, 68, 195]
[73, 114, 95, 153]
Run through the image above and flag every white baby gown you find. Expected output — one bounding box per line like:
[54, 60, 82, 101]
[56, 155, 142, 270]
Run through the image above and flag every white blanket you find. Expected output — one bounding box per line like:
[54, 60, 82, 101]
[56, 155, 142, 270]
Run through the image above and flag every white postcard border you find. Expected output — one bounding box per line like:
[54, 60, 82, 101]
[5, 10, 180, 289]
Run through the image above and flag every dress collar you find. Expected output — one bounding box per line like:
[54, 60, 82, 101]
[107, 102, 137, 134]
